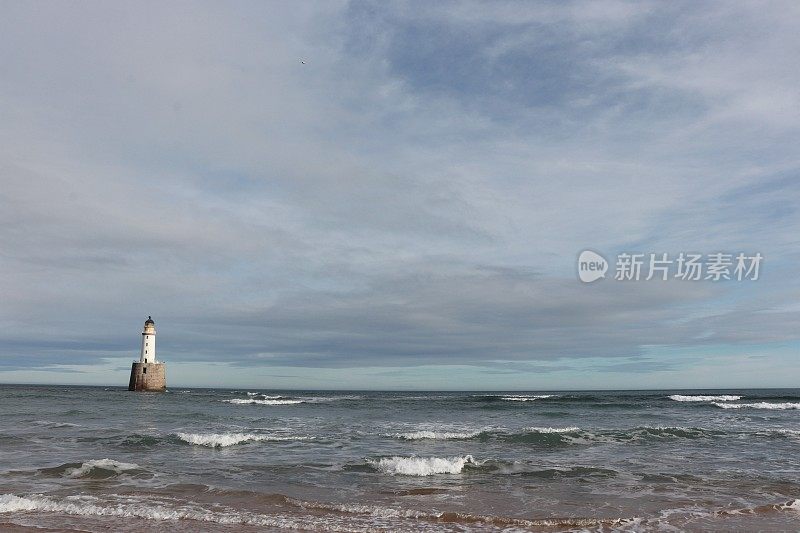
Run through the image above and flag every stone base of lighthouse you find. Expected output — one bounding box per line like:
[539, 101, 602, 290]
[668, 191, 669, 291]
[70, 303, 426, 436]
[128, 362, 166, 392]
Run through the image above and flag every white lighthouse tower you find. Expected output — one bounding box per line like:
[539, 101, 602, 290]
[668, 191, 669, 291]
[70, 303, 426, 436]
[128, 316, 166, 391]
[140, 316, 156, 363]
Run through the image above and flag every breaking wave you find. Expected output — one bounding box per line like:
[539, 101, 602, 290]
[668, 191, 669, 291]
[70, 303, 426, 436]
[767, 429, 800, 438]
[522, 426, 580, 433]
[282, 496, 633, 528]
[0, 493, 364, 531]
[224, 395, 361, 406]
[0, 493, 635, 531]
[713, 402, 800, 410]
[503, 426, 723, 445]
[38, 459, 146, 480]
[381, 426, 736, 445]
[389, 430, 482, 440]
[223, 398, 304, 405]
[669, 395, 742, 402]
[366, 455, 478, 476]
[498, 394, 555, 401]
[31, 420, 81, 429]
[471, 394, 558, 403]
[716, 499, 800, 516]
[175, 432, 309, 447]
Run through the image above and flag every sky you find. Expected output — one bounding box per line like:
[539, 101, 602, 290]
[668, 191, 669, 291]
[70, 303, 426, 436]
[1, 0, 799, 389]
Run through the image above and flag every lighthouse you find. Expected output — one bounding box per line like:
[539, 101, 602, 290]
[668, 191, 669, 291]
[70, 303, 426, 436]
[128, 316, 166, 391]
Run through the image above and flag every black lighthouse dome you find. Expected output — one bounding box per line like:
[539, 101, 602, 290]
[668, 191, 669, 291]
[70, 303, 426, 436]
[144, 316, 154, 325]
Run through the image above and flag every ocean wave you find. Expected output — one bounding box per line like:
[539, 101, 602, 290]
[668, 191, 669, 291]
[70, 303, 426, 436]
[612, 426, 721, 440]
[0, 494, 372, 531]
[499, 394, 555, 401]
[175, 432, 308, 447]
[522, 426, 580, 433]
[31, 420, 81, 428]
[382, 425, 727, 445]
[283, 496, 632, 528]
[0, 493, 635, 531]
[389, 430, 482, 440]
[713, 402, 800, 410]
[285, 498, 433, 519]
[471, 394, 557, 403]
[669, 395, 742, 402]
[501, 427, 584, 446]
[119, 434, 163, 447]
[223, 398, 304, 405]
[504, 426, 721, 446]
[366, 455, 478, 476]
[38, 459, 145, 480]
[769, 429, 800, 438]
[224, 395, 361, 405]
[717, 499, 800, 516]
[521, 466, 619, 479]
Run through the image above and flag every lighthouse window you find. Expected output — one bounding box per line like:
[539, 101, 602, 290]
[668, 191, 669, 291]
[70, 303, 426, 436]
[143, 367, 147, 374]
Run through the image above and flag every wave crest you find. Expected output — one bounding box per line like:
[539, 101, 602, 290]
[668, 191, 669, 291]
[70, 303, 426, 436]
[499, 394, 554, 401]
[669, 395, 741, 402]
[713, 402, 800, 410]
[389, 430, 481, 440]
[38, 459, 144, 480]
[367, 455, 477, 476]
[175, 432, 308, 447]
[522, 426, 580, 434]
[0, 493, 635, 530]
[223, 398, 304, 405]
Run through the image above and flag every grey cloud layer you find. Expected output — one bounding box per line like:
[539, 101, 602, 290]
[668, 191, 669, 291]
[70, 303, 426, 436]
[1, 1, 799, 374]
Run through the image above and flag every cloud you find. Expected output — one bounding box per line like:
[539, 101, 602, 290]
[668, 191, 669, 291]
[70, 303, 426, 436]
[0, 1, 799, 386]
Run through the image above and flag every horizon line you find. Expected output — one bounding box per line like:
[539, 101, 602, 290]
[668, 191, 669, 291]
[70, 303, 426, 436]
[0, 382, 797, 392]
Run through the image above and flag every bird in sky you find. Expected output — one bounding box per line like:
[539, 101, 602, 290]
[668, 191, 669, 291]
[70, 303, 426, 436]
[299, 59, 306, 64]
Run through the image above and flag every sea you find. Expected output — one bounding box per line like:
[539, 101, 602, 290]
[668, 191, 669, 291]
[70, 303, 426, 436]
[1, 385, 799, 532]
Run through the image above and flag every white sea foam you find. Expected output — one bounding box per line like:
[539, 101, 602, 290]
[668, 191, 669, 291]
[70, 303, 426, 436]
[32, 420, 81, 428]
[713, 402, 800, 410]
[500, 395, 554, 401]
[777, 499, 800, 511]
[368, 455, 476, 476]
[522, 426, 580, 433]
[287, 497, 632, 527]
[764, 429, 800, 440]
[245, 393, 283, 398]
[223, 398, 304, 405]
[303, 395, 362, 402]
[224, 395, 358, 405]
[390, 430, 481, 440]
[0, 493, 628, 530]
[176, 432, 308, 447]
[774, 429, 800, 435]
[63, 459, 141, 478]
[0, 494, 390, 531]
[669, 395, 741, 402]
[285, 498, 433, 519]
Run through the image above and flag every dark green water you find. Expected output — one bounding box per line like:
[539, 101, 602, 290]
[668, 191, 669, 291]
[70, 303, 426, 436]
[1, 385, 799, 531]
